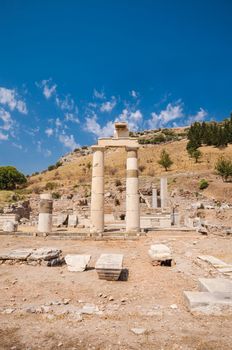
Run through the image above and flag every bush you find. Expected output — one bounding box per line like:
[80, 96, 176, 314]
[0, 166, 27, 190]
[52, 192, 61, 199]
[138, 165, 146, 173]
[45, 182, 57, 190]
[115, 179, 122, 187]
[215, 157, 232, 182]
[48, 165, 56, 171]
[199, 179, 209, 190]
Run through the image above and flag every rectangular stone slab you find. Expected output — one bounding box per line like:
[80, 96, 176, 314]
[65, 254, 91, 272]
[199, 278, 232, 294]
[197, 255, 228, 267]
[95, 254, 123, 281]
[0, 249, 34, 260]
[184, 291, 232, 315]
[28, 247, 61, 261]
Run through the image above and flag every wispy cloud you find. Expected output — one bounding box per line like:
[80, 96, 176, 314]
[100, 97, 116, 113]
[0, 87, 28, 114]
[55, 95, 75, 111]
[0, 131, 8, 141]
[93, 89, 105, 100]
[148, 101, 208, 128]
[130, 90, 139, 98]
[117, 108, 143, 131]
[45, 128, 54, 137]
[64, 113, 80, 124]
[36, 79, 57, 99]
[58, 133, 79, 150]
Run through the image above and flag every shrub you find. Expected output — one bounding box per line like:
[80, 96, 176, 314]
[52, 192, 61, 199]
[114, 198, 120, 206]
[115, 179, 122, 187]
[48, 165, 56, 171]
[199, 179, 209, 190]
[138, 165, 146, 173]
[0, 166, 27, 190]
[45, 182, 57, 190]
[215, 157, 232, 182]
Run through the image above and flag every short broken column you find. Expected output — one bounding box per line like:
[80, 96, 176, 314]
[90, 146, 105, 234]
[152, 187, 158, 209]
[160, 177, 168, 210]
[95, 253, 123, 280]
[38, 193, 53, 233]
[126, 147, 140, 233]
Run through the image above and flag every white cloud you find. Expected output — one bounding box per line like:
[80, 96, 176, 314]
[117, 108, 143, 131]
[187, 108, 207, 124]
[148, 101, 207, 129]
[64, 113, 80, 124]
[12, 143, 23, 150]
[148, 102, 183, 129]
[45, 128, 54, 137]
[38, 79, 57, 99]
[0, 131, 8, 141]
[93, 89, 105, 99]
[85, 113, 114, 138]
[100, 97, 116, 113]
[0, 108, 13, 131]
[36, 140, 52, 157]
[59, 133, 79, 150]
[0, 87, 27, 114]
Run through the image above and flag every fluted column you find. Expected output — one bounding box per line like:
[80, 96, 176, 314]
[90, 146, 105, 234]
[160, 177, 168, 209]
[38, 193, 53, 233]
[126, 147, 140, 233]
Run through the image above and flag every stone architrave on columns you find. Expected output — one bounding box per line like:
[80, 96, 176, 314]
[38, 193, 53, 233]
[90, 146, 105, 234]
[160, 177, 168, 209]
[152, 187, 158, 209]
[126, 147, 140, 233]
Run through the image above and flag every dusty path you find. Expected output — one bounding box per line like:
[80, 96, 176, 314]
[0, 232, 231, 349]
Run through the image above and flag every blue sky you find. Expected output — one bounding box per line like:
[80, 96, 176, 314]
[0, 0, 231, 174]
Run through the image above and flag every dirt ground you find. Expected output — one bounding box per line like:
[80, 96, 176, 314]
[0, 231, 232, 350]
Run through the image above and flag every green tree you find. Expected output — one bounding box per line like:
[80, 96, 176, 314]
[158, 149, 173, 171]
[0, 166, 27, 190]
[215, 157, 232, 182]
[189, 148, 202, 163]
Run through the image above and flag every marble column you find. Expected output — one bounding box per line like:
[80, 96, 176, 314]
[126, 147, 140, 233]
[160, 177, 168, 209]
[90, 146, 105, 234]
[38, 193, 53, 233]
[152, 187, 158, 209]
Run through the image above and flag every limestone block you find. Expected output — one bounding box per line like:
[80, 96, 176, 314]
[65, 254, 91, 272]
[0, 248, 34, 260]
[126, 178, 139, 194]
[148, 244, 172, 263]
[159, 218, 172, 228]
[28, 247, 61, 261]
[52, 214, 68, 227]
[90, 193, 104, 211]
[127, 157, 138, 169]
[91, 176, 104, 194]
[199, 278, 232, 294]
[95, 254, 123, 281]
[68, 214, 78, 228]
[184, 291, 232, 315]
[2, 221, 18, 232]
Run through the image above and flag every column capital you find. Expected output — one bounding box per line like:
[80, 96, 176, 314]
[91, 145, 105, 152]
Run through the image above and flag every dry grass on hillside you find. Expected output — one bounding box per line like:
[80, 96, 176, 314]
[28, 140, 232, 191]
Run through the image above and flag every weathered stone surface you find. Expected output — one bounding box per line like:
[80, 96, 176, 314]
[199, 278, 232, 294]
[65, 254, 91, 272]
[0, 248, 34, 260]
[68, 214, 78, 228]
[53, 214, 68, 227]
[131, 328, 146, 335]
[148, 244, 172, 263]
[2, 221, 18, 232]
[197, 255, 228, 267]
[28, 247, 61, 261]
[95, 254, 123, 281]
[184, 291, 232, 315]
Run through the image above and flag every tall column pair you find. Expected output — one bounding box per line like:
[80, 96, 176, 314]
[90, 146, 140, 234]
